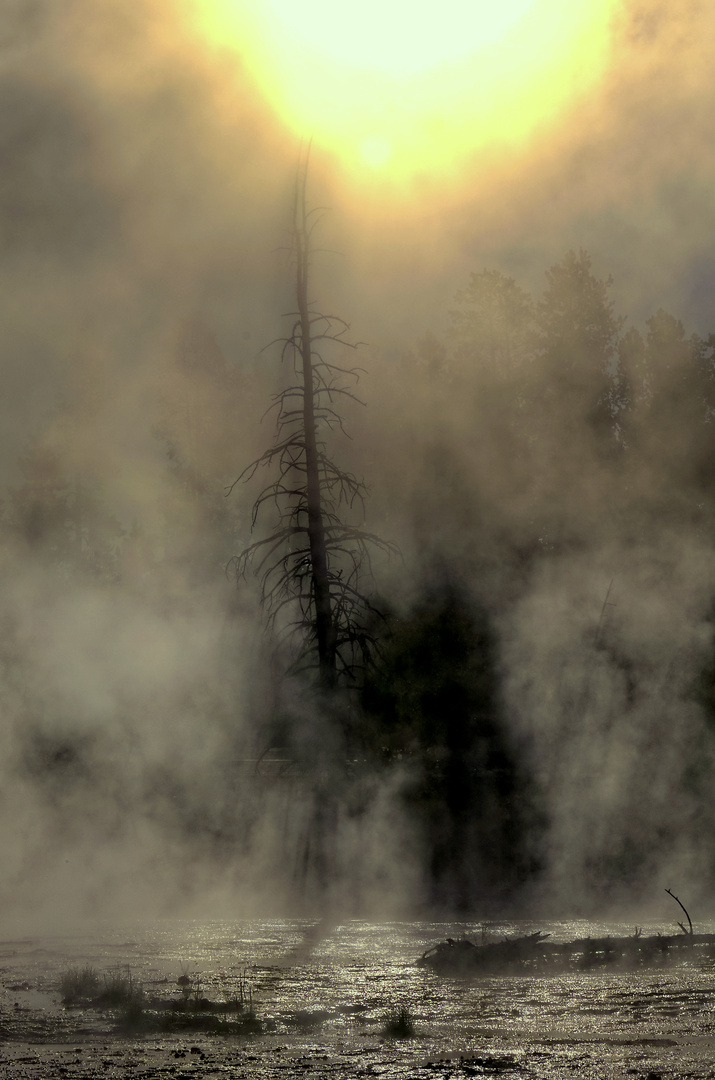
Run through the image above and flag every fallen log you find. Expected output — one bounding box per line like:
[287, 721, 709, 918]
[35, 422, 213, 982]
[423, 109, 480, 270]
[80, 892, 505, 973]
[418, 930, 715, 976]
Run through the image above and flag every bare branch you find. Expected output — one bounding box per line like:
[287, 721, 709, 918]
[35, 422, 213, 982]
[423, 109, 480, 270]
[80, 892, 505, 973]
[665, 888, 694, 935]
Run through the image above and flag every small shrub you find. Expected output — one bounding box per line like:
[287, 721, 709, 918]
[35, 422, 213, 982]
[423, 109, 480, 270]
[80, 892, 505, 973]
[59, 966, 102, 1003]
[382, 1005, 416, 1039]
[96, 969, 144, 1009]
[61, 961, 263, 1037]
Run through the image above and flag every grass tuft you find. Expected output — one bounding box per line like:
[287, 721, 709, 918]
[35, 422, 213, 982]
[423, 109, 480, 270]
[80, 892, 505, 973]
[59, 966, 102, 1003]
[59, 966, 144, 1010]
[96, 969, 144, 1009]
[382, 1005, 416, 1039]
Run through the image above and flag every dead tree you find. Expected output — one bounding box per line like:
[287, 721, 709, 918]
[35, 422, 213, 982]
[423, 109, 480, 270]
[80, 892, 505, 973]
[229, 154, 396, 694]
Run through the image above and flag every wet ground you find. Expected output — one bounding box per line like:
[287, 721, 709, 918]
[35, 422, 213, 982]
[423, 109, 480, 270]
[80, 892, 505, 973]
[1, 919, 715, 1077]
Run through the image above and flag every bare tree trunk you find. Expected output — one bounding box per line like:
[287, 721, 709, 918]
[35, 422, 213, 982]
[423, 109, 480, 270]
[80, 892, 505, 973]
[230, 152, 397, 692]
[295, 182, 336, 690]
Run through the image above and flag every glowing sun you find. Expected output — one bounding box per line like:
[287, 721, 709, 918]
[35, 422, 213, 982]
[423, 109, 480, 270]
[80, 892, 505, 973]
[196, 0, 617, 181]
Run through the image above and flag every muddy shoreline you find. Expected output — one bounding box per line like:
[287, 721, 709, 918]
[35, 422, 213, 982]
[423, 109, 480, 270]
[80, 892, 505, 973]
[3, 919, 715, 1077]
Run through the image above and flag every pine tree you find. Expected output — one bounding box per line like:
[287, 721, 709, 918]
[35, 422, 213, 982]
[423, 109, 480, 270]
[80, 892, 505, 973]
[532, 248, 625, 446]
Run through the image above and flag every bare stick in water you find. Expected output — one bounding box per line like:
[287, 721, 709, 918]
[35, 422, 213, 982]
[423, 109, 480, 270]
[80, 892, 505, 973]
[665, 888, 693, 935]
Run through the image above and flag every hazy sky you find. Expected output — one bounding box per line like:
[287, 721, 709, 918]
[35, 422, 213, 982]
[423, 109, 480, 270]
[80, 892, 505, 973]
[3, 0, 714, 459]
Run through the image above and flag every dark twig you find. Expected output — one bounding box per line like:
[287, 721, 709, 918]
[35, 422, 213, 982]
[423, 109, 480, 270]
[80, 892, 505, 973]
[665, 888, 693, 935]
[594, 577, 615, 647]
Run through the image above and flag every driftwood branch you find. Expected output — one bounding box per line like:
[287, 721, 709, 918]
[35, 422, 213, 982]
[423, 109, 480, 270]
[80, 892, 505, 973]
[420, 893, 702, 976]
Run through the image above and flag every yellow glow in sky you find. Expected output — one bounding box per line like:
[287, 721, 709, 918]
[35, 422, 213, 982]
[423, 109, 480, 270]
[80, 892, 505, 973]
[255, 0, 538, 76]
[195, 0, 618, 183]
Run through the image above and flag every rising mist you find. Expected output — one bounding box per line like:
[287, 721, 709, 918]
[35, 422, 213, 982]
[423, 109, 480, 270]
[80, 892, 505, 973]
[2, 0, 715, 930]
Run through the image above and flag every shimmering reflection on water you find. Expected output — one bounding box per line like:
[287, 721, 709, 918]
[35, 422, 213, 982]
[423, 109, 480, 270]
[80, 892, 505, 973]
[3, 918, 715, 1076]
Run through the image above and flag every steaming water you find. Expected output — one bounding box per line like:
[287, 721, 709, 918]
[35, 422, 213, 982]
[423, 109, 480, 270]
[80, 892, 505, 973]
[3, 919, 715, 1077]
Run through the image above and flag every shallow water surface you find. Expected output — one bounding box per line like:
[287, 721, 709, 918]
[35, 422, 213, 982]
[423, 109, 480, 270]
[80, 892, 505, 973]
[2, 918, 715, 1077]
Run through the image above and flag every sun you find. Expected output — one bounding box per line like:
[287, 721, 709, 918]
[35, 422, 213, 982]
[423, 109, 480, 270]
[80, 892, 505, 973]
[194, 0, 617, 183]
[248, 0, 539, 77]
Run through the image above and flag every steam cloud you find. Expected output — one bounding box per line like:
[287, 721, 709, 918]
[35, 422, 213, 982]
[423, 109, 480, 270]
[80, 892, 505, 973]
[1, 0, 715, 929]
